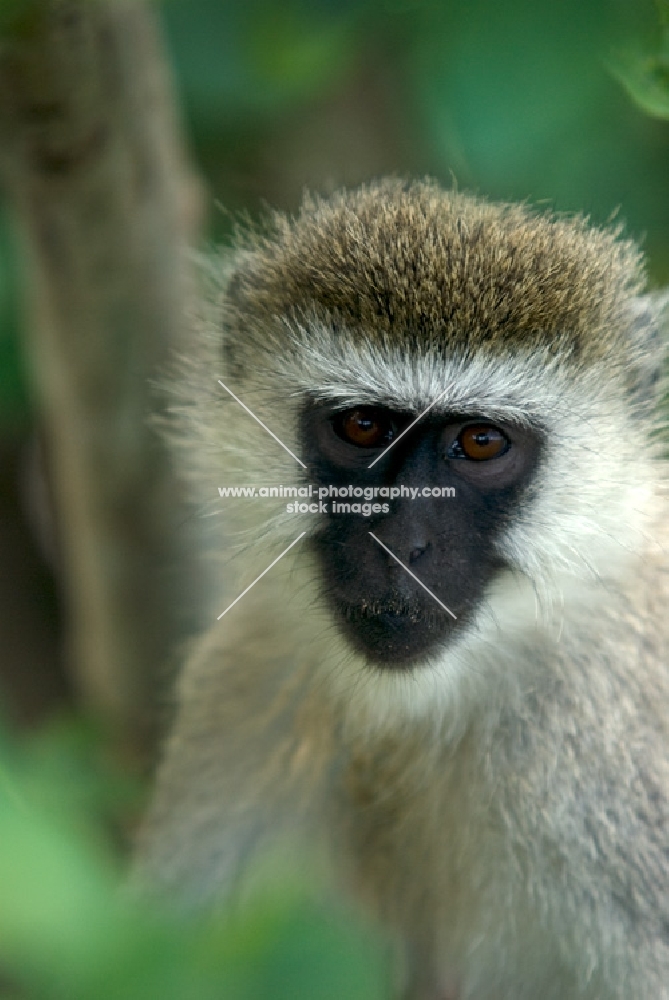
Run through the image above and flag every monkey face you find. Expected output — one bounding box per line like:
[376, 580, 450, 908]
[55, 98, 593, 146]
[204, 181, 654, 678]
[300, 401, 541, 669]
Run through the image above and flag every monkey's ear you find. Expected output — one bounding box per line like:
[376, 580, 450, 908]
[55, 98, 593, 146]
[624, 292, 669, 412]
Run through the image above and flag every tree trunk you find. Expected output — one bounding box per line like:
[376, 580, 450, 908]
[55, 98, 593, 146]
[0, 0, 207, 753]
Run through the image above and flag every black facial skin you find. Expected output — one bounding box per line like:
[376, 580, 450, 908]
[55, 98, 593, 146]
[300, 401, 542, 670]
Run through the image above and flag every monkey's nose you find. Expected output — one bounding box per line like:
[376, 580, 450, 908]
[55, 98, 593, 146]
[409, 544, 429, 564]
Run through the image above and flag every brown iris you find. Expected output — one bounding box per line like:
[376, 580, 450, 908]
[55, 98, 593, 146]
[335, 407, 395, 448]
[458, 424, 509, 461]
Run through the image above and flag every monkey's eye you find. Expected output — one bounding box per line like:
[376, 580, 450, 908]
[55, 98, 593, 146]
[333, 407, 397, 448]
[450, 424, 510, 461]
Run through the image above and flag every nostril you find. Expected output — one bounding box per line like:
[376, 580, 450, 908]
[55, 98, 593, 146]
[409, 545, 428, 564]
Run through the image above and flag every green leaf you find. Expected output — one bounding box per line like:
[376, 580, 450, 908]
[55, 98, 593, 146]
[609, 47, 669, 120]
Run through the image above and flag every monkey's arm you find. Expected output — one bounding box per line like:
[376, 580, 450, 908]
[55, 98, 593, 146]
[132, 600, 335, 908]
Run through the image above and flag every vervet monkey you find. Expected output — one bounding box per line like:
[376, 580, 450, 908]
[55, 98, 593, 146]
[135, 180, 669, 999]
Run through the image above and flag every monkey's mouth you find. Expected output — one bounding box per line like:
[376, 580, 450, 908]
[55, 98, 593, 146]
[340, 598, 435, 623]
[334, 597, 457, 668]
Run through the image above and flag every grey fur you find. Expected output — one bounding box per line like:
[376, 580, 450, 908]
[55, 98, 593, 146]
[134, 182, 669, 999]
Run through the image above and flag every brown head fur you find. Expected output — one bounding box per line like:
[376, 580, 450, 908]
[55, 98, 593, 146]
[225, 178, 644, 364]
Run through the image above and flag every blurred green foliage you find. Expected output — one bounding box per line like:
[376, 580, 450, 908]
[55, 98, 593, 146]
[0, 719, 389, 1000]
[160, 0, 669, 276]
[611, 0, 669, 120]
[160, 0, 360, 120]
